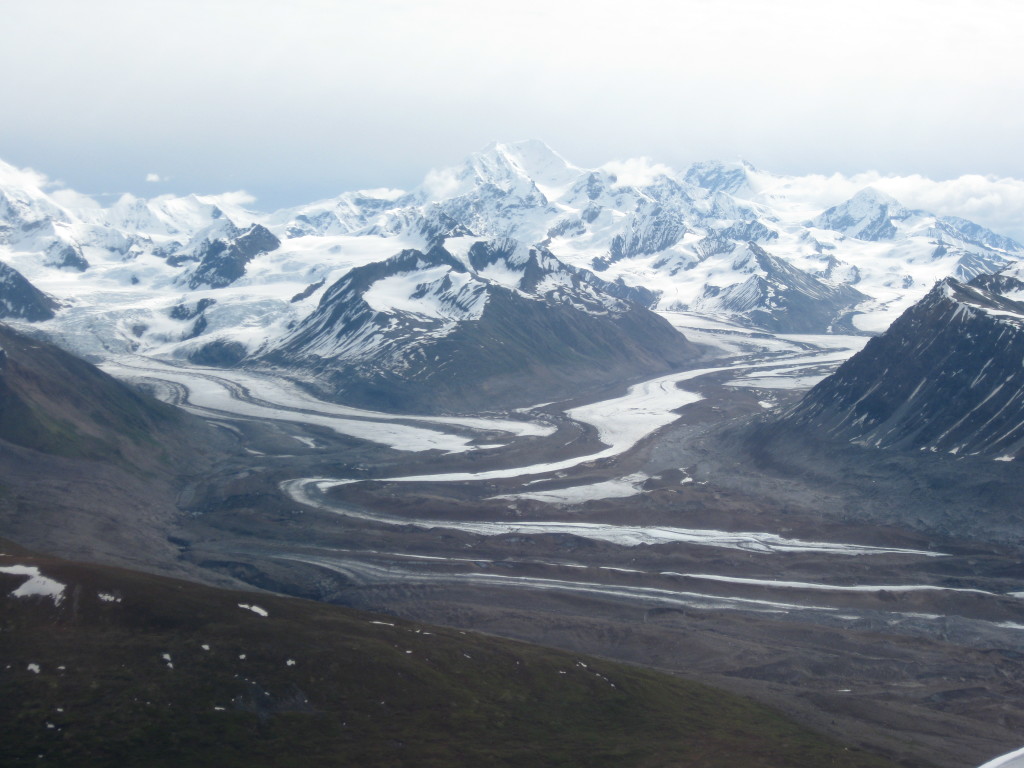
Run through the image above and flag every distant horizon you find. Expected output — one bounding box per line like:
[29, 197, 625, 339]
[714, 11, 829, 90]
[4, 1, 1024, 221]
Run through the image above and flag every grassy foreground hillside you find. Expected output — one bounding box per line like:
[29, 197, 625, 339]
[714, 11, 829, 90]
[0, 539, 910, 768]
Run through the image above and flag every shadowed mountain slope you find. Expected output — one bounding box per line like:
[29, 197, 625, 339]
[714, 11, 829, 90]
[779, 278, 1024, 458]
[261, 243, 703, 412]
[0, 324, 233, 578]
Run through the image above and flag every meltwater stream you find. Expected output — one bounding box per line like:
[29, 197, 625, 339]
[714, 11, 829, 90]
[100, 333, 1024, 648]
[108, 340, 936, 559]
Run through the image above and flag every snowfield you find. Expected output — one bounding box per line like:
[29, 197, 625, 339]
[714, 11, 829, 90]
[977, 746, 1024, 768]
[0, 565, 66, 605]
[2, 140, 1022, 385]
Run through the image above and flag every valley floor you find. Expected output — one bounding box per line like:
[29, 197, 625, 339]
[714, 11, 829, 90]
[101, 313, 1024, 768]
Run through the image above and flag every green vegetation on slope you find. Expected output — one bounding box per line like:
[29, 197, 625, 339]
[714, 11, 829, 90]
[0, 323, 187, 462]
[0, 541, 909, 768]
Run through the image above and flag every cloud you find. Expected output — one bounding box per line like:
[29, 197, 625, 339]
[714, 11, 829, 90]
[877, 175, 1024, 243]
[748, 170, 1024, 243]
[421, 166, 463, 201]
[145, 173, 163, 183]
[600, 158, 674, 189]
[0, 159, 53, 191]
[3, 2, 1024, 212]
[49, 188, 101, 210]
[196, 190, 257, 205]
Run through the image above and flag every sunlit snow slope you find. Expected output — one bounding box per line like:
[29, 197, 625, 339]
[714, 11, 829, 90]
[1, 141, 1022, 409]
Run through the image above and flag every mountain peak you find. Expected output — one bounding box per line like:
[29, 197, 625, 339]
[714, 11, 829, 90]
[467, 140, 581, 191]
[849, 186, 904, 208]
[933, 275, 1024, 319]
[811, 186, 911, 241]
[683, 160, 755, 195]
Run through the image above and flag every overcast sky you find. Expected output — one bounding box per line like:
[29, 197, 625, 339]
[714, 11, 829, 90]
[3, 0, 1024, 222]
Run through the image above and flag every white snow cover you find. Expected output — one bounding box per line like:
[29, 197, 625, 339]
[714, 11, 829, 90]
[238, 603, 268, 617]
[0, 565, 66, 605]
[490, 473, 650, 503]
[976, 746, 1024, 768]
[2, 140, 1023, 374]
[363, 265, 488, 320]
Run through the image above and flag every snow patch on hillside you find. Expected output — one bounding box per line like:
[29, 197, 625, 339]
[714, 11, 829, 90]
[0, 565, 66, 605]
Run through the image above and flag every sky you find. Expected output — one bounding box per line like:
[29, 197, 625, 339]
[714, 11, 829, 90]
[3, 0, 1024, 233]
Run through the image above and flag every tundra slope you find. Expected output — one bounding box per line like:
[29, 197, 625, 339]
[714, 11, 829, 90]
[0, 322, 238, 581]
[0, 538, 907, 768]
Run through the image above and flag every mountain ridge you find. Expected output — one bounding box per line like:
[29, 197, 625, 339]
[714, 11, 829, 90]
[2, 141, 1022, 410]
[259, 240, 703, 412]
[778, 276, 1024, 458]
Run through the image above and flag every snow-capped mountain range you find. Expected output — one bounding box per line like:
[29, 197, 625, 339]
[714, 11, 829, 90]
[1, 139, 1022, 409]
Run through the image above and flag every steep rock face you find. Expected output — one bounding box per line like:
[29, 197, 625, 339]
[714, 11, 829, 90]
[692, 243, 866, 333]
[43, 241, 89, 271]
[261, 241, 701, 412]
[186, 224, 280, 289]
[0, 262, 58, 321]
[782, 278, 1024, 458]
[605, 199, 691, 264]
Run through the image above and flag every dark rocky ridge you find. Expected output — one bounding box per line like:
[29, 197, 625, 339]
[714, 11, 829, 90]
[44, 241, 89, 271]
[324, 289, 701, 413]
[698, 243, 867, 333]
[0, 262, 57, 321]
[187, 223, 280, 289]
[261, 243, 704, 413]
[779, 277, 1024, 457]
[0, 323, 234, 579]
